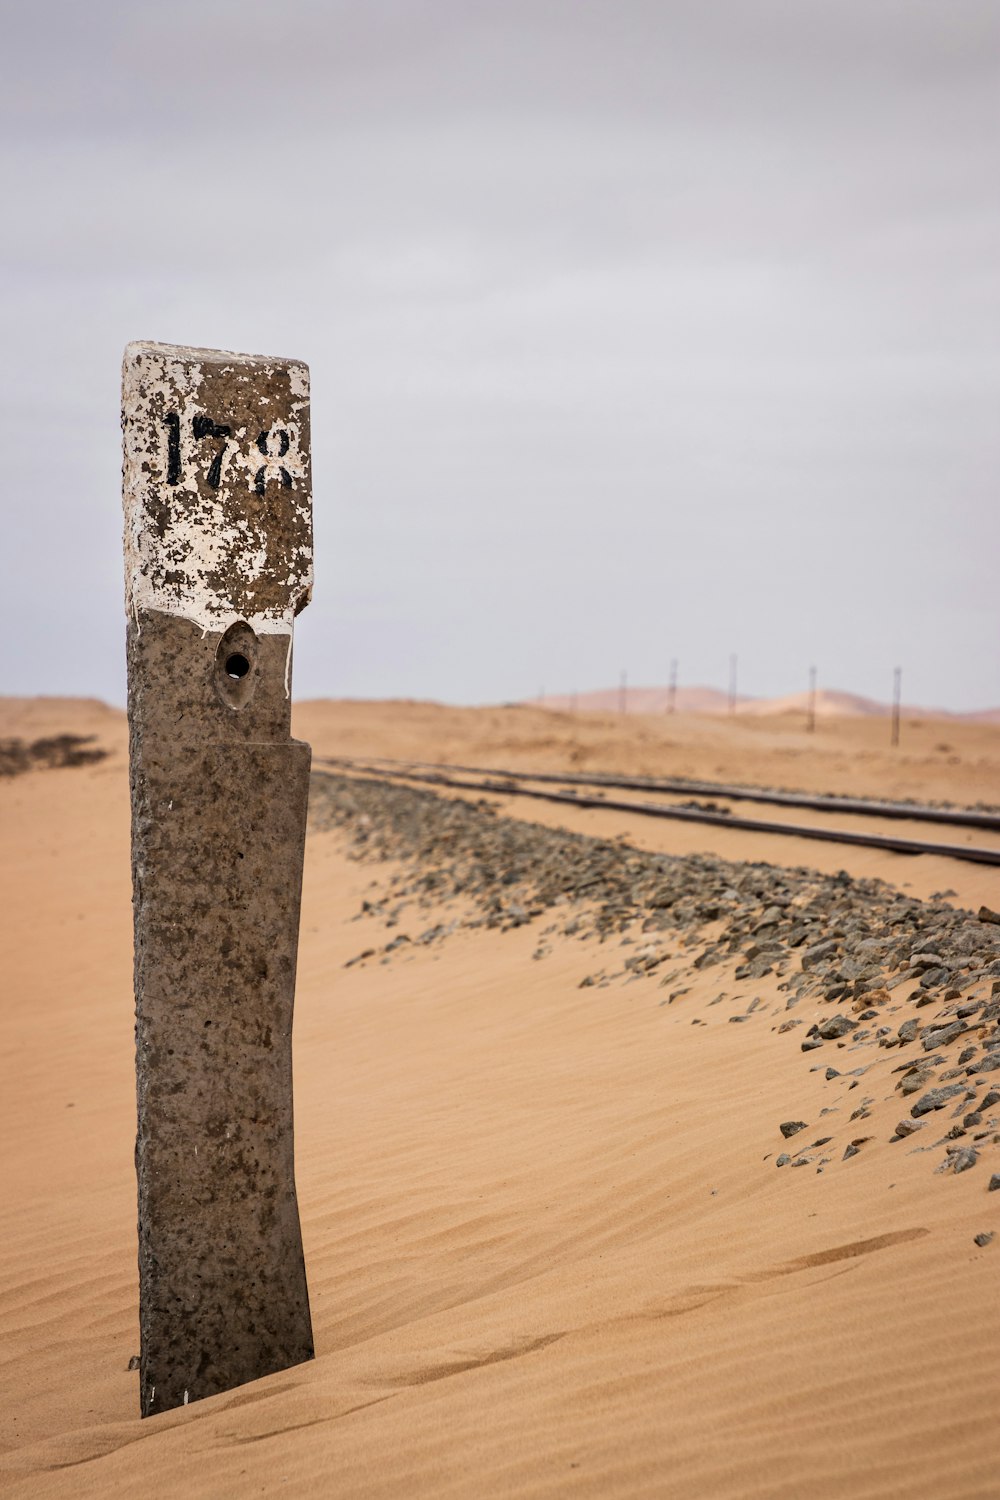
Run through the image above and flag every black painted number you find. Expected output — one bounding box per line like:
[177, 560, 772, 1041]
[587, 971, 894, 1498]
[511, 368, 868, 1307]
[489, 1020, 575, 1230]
[162, 413, 294, 494]
[192, 414, 232, 490]
[161, 411, 232, 490]
[255, 428, 293, 496]
[164, 412, 181, 486]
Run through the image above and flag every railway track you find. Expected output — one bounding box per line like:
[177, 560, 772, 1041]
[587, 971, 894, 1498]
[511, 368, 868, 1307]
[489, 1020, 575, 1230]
[315, 756, 1000, 870]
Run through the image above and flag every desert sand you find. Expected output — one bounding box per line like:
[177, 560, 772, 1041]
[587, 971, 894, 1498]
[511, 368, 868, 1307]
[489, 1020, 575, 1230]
[2, 696, 999, 1498]
[294, 695, 1000, 807]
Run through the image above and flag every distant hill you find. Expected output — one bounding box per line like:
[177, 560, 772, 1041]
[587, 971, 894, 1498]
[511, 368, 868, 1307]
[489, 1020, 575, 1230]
[0, 696, 126, 739]
[532, 686, 1000, 723]
[738, 690, 887, 718]
[535, 686, 735, 716]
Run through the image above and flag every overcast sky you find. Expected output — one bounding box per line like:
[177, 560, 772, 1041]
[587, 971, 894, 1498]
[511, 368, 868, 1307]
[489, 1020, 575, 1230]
[2, 0, 998, 710]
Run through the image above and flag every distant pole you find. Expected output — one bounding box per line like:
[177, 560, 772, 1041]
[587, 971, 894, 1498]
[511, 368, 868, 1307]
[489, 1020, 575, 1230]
[728, 654, 738, 717]
[619, 669, 628, 716]
[667, 658, 677, 714]
[891, 666, 902, 747]
[807, 665, 817, 734]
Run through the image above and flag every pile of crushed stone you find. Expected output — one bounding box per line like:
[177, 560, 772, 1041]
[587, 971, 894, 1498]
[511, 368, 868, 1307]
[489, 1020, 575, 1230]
[0, 735, 109, 777]
[309, 772, 1000, 1190]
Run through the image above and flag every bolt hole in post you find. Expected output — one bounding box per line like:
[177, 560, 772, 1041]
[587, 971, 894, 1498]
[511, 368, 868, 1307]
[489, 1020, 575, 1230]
[215, 624, 259, 710]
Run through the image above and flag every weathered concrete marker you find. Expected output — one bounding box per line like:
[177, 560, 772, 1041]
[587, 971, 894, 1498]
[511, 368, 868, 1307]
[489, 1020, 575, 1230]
[122, 341, 315, 1417]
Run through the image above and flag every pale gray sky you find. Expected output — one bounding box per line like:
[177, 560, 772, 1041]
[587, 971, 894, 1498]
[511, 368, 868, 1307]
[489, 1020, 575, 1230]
[2, 0, 998, 709]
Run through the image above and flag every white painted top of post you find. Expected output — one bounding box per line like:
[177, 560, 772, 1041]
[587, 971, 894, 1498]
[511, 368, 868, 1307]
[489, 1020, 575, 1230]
[122, 341, 313, 635]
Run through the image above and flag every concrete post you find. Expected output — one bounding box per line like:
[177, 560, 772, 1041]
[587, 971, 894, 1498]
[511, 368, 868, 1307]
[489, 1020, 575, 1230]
[122, 341, 315, 1417]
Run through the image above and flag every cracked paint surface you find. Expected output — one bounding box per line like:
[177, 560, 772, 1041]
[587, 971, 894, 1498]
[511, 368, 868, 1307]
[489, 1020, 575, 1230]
[122, 340, 313, 634]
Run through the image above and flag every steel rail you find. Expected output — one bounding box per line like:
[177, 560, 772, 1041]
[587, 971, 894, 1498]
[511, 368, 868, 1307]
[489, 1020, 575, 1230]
[314, 758, 1000, 869]
[319, 754, 1000, 832]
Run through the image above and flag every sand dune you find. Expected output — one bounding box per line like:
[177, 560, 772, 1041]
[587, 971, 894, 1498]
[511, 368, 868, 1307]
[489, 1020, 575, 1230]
[0, 695, 126, 741]
[536, 685, 1000, 723]
[2, 700, 999, 1497]
[536, 685, 738, 715]
[737, 688, 889, 717]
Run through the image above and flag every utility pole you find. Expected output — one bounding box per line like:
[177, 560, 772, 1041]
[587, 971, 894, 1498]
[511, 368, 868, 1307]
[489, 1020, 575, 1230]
[619, 669, 628, 716]
[728, 654, 738, 717]
[891, 666, 902, 747]
[667, 658, 677, 715]
[123, 341, 315, 1417]
[807, 665, 817, 734]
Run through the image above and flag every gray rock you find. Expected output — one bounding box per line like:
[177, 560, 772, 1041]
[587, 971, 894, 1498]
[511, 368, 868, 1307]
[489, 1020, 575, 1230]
[973, 1232, 995, 1247]
[920, 966, 952, 989]
[939, 1146, 978, 1174]
[892, 1119, 924, 1138]
[757, 905, 784, 928]
[898, 1019, 919, 1043]
[988, 1174, 1000, 1192]
[818, 1014, 857, 1040]
[967, 1048, 1000, 1075]
[910, 1084, 965, 1117]
[899, 1070, 933, 1097]
[779, 1121, 808, 1138]
[921, 1020, 964, 1051]
[801, 939, 839, 969]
